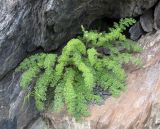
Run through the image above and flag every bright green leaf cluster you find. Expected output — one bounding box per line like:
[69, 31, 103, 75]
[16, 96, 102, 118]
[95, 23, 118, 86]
[17, 18, 142, 119]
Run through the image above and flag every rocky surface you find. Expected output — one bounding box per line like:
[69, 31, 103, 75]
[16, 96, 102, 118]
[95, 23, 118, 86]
[0, 72, 39, 129]
[0, 0, 45, 80]
[0, 0, 160, 129]
[154, 1, 160, 30]
[129, 21, 145, 41]
[140, 9, 154, 32]
[0, 0, 158, 80]
[29, 118, 48, 129]
[42, 30, 160, 129]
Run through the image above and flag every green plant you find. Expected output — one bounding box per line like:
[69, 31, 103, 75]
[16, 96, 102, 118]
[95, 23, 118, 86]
[44, 127, 50, 129]
[17, 18, 142, 119]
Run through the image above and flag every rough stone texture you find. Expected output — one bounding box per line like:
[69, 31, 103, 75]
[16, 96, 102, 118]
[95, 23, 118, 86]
[0, 0, 160, 129]
[0, 0, 45, 80]
[154, 1, 160, 30]
[0, 72, 38, 129]
[129, 21, 144, 41]
[0, 0, 158, 80]
[29, 118, 48, 129]
[140, 9, 154, 32]
[42, 30, 160, 129]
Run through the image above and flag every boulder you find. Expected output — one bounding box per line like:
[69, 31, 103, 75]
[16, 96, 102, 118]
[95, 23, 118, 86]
[42, 30, 160, 129]
[129, 21, 144, 41]
[140, 9, 154, 32]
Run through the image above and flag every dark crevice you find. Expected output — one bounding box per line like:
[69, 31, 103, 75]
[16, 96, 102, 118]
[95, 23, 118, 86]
[87, 16, 139, 39]
[89, 17, 119, 31]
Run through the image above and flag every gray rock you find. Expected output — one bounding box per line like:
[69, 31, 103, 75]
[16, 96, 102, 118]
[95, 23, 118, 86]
[29, 118, 48, 129]
[154, 1, 160, 30]
[0, 0, 158, 79]
[129, 21, 145, 41]
[0, 0, 44, 79]
[0, 0, 159, 129]
[0, 117, 17, 129]
[140, 9, 154, 32]
[0, 72, 38, 129]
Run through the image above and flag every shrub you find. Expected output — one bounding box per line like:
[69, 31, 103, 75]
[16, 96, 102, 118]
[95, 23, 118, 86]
[17, 18, 142, 119]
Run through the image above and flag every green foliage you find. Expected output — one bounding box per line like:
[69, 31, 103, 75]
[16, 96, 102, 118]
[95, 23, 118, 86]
[17, 53, 57, 111]
[17, 18, 142, 119]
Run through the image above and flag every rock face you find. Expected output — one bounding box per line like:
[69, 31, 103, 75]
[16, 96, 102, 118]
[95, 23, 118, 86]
[0, 72, 38, 129]
[0, 0, 160, 129]
[42, 30, 160, 129]
[0, 0, 158, 80]
[29, 118, 48, 129]
[154, 1, 160, 30]
[0, 0, 45, 80]
[140, 9, 154, 32]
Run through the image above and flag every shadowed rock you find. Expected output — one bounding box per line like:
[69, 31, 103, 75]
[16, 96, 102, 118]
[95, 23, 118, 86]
[140, 9, 154, 32]
[0, 72, 38, 129]
[0, 117, 17, 129]
[154, 1, 160, 30]
[129, 21, 144, 40]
